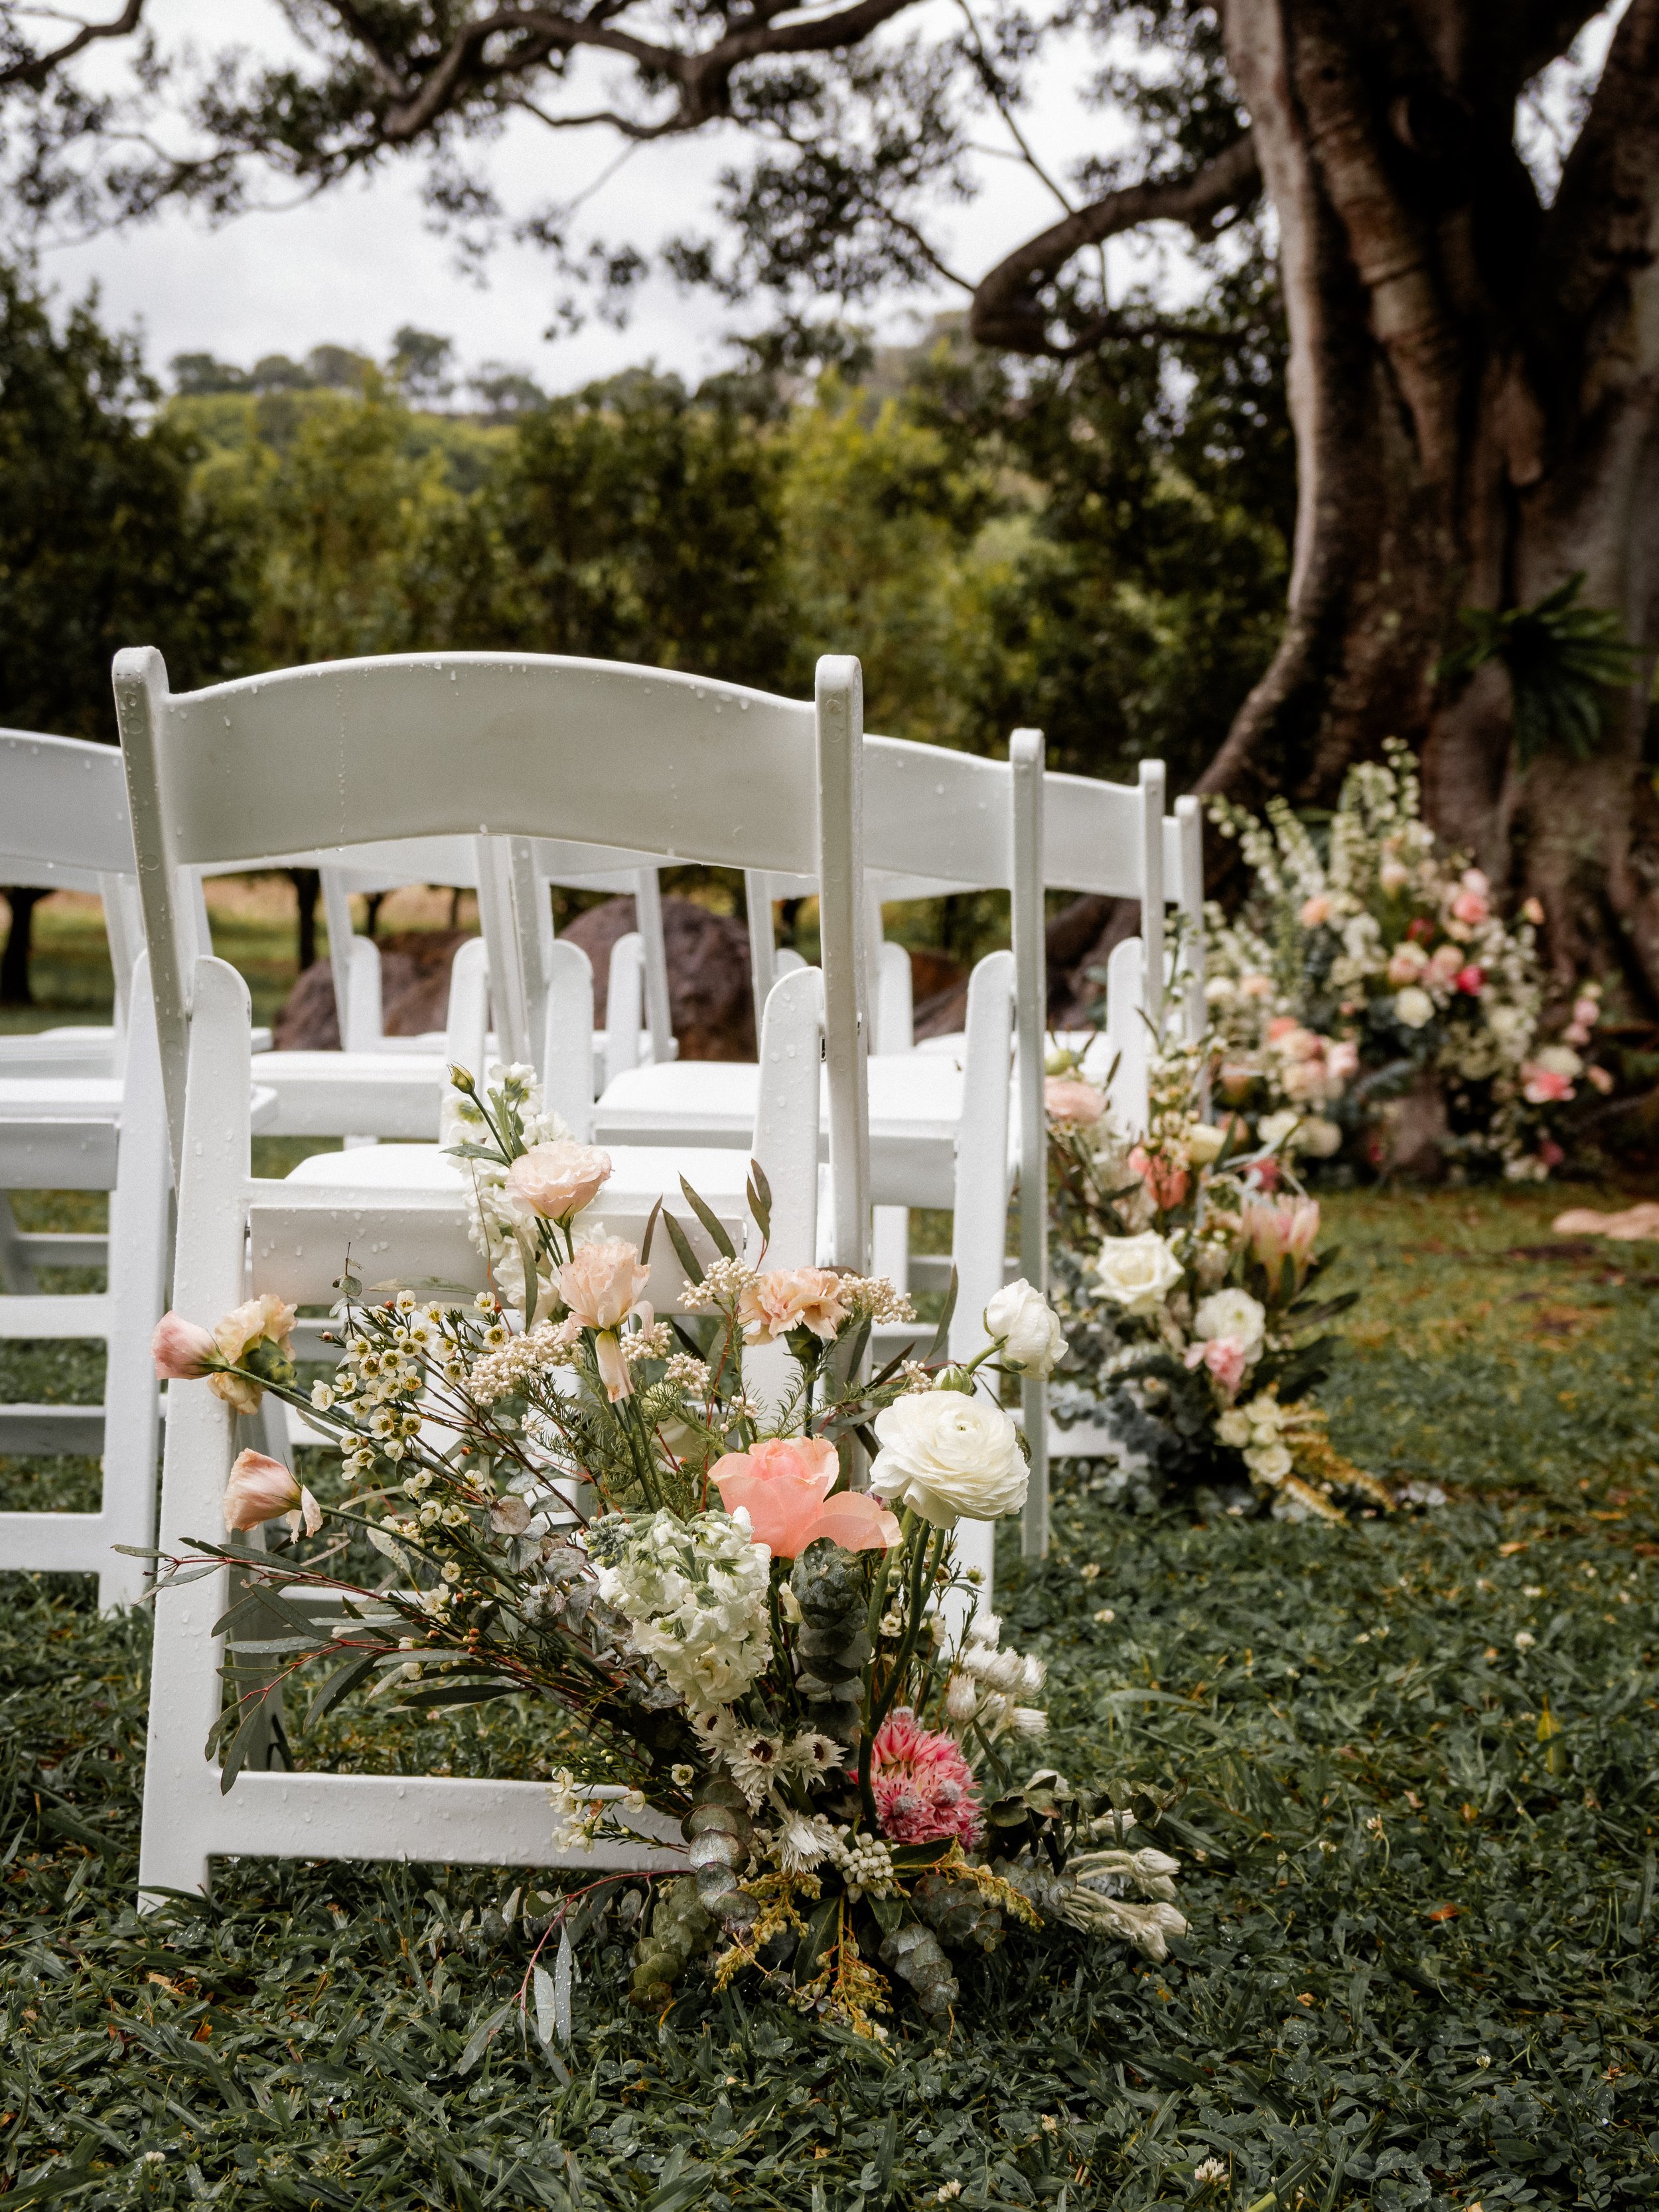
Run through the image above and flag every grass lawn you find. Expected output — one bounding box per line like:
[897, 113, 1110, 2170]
[3, 1186, 1658, 2209]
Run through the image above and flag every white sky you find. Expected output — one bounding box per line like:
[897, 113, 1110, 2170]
[38, 0, 1127, 392]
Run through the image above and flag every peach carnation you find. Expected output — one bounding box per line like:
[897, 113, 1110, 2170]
[871, 1707, 983, 1847]
[738, 1267, 853, 1344]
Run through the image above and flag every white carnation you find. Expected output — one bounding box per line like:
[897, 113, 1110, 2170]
[1191, 1288, 1266, 1361]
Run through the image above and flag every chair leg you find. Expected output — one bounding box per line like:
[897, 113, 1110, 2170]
[98, 970, 171, 1611]
[0, 1194, 38, 1294]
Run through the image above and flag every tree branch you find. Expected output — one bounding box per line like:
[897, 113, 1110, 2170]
[0, 0, 145, 91]
[967, 131, 1258, 353]
[1530, 0, 1659, 366]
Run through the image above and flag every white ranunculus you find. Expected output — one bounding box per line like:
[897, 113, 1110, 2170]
[1216, 1408, 1252, 1447]
[869, 1390, 1027, 1526]
[1184, 1123, 1228, 1167]
[1192, 1288, 1266, 1361]
[1394, 985, 1435, 1030]
[1092, 1230, 1185, 1320]
[983, 1278, 1067, 1376]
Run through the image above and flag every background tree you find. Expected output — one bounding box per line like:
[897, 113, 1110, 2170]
[0, 261, 248, 999]
[3, 2, 1651, 997]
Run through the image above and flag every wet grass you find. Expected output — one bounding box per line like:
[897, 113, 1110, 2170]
[2, 1189, 1658, 2207]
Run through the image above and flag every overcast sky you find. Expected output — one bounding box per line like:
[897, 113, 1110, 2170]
[37, 0, 1122, 394]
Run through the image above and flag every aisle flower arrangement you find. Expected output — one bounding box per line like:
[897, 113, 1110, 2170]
[1204, 741, 1609, 1179]
[147, 1063, 1190, 2037]
[1045, 1035, 1390, 1521]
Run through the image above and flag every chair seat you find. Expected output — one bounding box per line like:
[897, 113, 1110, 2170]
[255, 1052, 451, 1138]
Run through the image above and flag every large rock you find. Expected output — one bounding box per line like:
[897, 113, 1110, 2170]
[273, 929, 472, 1050]
[563, 894, 755, 1061]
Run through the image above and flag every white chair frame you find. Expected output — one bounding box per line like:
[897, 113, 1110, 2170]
[114, 646, 870, 1903]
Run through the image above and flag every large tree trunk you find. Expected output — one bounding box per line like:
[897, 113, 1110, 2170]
[1196, 0, 1659, 1001]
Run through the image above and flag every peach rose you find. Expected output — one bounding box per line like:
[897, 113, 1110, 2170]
[1451, 888, 1489, 926]
[1299, 895, 1332, 927]
[713, 1436, 901, 1558]
[739, 1267, 854, 1344]
[223, 1449, 321, 1536]
[1386, 942, 1428, 986]
[506, 1140, 613, 1222]
[1044, 1076, 1106, 1128]
[151, 1311, 216, 1380]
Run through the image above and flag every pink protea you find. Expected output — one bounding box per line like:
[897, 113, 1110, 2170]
[871, 1708, 983, 1848]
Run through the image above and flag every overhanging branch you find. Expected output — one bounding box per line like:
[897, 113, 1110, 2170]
[967, 132, 1259, 353]
[0, 0, 146, 91]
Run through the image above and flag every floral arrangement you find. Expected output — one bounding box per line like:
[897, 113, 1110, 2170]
[145, 1063, 1193, 2037]
[1044, 1034, 1389, 1522]
[1204, 742, 1610, 1179]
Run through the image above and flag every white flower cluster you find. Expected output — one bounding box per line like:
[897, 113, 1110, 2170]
[691, 1710, 847, 1808]
[824, 1827, 899, 1899]
[467, 1317, 580, 1403]
[591, 1509, 772, 1707]
[444, 1065, 571, 1306]
[328, 1291, 447, 1473]
[547, 1769, 645, 1854]
[944, 1611, 1048, 1744]
[1217, 1391, 1292, 1486]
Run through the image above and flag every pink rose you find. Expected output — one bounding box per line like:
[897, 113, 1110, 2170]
[1429, 942, 1464, 982]
[1454, 965, 1484, 995]
[1299, 895, 1333, 928]
[151, 1311, 216, 1380]
[506, 1140, 613, 1222]
[1183, 1335, 1248, 1395]
[1563, 1021, 1591, 1047]
[1326, 1040, 1359, 1082]
[712, 1436, 900, 1558]
[738, 1267, 853, 1344]
[1522, 1065, 1573, 1104]
[1127, 1144, 1190, 1211]
[1572, 995, 1600, 1028]
[1266, 1015, 1299, 1043]
[223, 1449, 321, 1536]
[1044, 1077, 1105, 1128]
[1451, 889, 1489, 926]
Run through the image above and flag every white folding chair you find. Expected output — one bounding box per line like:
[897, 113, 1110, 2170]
[114, 644, 870, 1902]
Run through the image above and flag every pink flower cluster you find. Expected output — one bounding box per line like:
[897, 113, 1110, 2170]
[870, 1707, 983, 1847]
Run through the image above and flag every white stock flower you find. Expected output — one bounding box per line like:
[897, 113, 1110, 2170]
[983, 1278, 1067, 1376]
[869, 1390, 1027, 1526]
[1192, 1288, 1266, 1361]
[1092, 1230, 1185, 1320]
[593, 1509, 772, 1706]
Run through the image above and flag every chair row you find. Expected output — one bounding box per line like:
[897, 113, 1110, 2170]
[2, 648, 1202, 1901]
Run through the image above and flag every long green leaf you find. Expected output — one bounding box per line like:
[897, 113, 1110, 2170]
[679, 1175, 735, 1260]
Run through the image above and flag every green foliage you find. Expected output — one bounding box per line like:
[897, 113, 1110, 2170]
[0, 267, 252, 734]
[1440, 575, 1644, 767]
[4, 1185, 1658, 2205]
